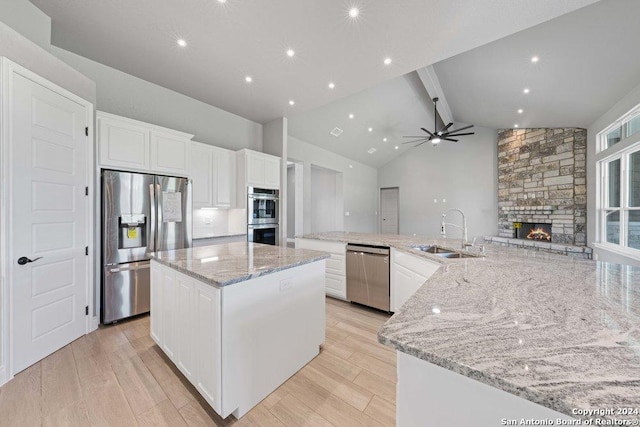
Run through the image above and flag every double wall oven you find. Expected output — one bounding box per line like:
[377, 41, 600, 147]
[247, 186, 279, 245]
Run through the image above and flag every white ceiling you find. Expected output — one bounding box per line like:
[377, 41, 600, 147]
[433, 0, 640, 130]
[30, 0, 597, 125]
[288, 71, 439, 169]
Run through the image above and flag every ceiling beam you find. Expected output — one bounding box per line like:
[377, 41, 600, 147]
[416, 66, 454, 125]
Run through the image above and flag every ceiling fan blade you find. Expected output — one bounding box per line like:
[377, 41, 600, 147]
[445, 132, 475, 137]
[439, 122, 454, 133]
[420, 128, 435, 137]
[415, 141, 428, 147]
[446, 124, 474, 133]
[403, 139, 428, 144]
[403, 135, 430, 138]
[442, 138, 458, 142]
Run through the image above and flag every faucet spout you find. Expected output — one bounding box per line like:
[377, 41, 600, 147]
[441, 208, 468, 249]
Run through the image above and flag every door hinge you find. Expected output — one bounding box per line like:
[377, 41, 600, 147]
[85, 246, 89, 256]
[85, 306, 89, 315]
[85, 186, 89, 196]
[85, 127, 89, 136]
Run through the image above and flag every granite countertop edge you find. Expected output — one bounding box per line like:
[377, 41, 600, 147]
[151, 252, 330, 288]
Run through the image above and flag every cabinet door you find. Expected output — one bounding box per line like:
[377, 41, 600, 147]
[189, 143, 214, 208]
[213, 147, 234, 207]
[393, 264, 421, 312]
[325, 272, 346, 299]
[194, 282, 222, 412]
[98, 115, 150, 170]
[151, 131, 189, 175]
[150, 263, 163, 344]
[246, 152, 265, 186]
[176, 275, 195, 381]
[161, 267, 177, 360]
[264, 157, 280, 189]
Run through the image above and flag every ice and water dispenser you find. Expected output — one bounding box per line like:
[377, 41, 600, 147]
[119, 214, 147, 249]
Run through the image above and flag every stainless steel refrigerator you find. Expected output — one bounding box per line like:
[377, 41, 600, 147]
[101, 170, 192, 324]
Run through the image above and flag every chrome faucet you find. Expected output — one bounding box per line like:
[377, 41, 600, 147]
[441, 208, 469, 250]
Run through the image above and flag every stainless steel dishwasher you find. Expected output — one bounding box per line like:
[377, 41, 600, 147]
[346, 244, 390, 311]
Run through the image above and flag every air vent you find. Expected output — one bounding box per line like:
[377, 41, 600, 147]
[330, 127, 343, 137]
[367, 147, 377, 154]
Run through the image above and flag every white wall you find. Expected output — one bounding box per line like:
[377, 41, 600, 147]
[0, 0, 51, 50]
[0, 22, 95, 104]
[287, 136, 378, 234]
[51, 46, 262, 152]
[377, 125, 498, 239]
[310, 165, 342, 233]
[587, 80, 640, 267]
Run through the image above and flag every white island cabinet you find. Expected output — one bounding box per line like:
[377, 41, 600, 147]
[150, 242, 327, 419]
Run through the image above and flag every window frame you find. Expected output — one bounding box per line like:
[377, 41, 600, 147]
[597, 140, 640, 255]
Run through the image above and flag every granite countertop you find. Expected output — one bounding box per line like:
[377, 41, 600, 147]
[301, 232, 640, 420]
[152, 242, 329, 287]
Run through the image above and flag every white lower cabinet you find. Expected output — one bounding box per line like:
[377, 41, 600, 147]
[151, 262, 222, 413]
[391, 248, 440, 312]
[295, 238, 347, 299]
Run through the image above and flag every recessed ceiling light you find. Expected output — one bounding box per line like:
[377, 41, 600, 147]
[349, 7, 359, 18]
[368, 127, 373, 132]
[286, 49, 295, 57]
[289, 100, 295, 106]
[523, 88, 530, 94]
[349, 164, 353, 168]
[328, 82, 335, 89]
[245, 76, 252, 83]
[531, 56, 539, 63]
[383, 57, 392, 65]
[349, 113, 354, 119]
[514, 124, 519, 128]
[395, 146, 399, 150]
[517, 109, 523, 114]
[383, 138, 387, 142]
[177, 39, 187, 47]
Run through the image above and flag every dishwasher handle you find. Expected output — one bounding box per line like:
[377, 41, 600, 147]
[346, 244, 389, 255]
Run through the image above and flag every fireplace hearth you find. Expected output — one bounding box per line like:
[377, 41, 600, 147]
[514, 222, 552, 242]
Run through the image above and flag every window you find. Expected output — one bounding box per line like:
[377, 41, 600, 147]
[600, 144, 640, 251]
[601, 107, 640, 151]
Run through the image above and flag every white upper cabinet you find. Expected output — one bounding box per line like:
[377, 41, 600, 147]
[150, 130, 189, 175]
[97, 111, 193, 175]
[188, 141, 236, 209]
[189, 142, 214, 208]
[236, 149, 281, 208]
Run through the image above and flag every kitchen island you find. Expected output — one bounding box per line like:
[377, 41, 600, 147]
[302, 232, 640, 425]
[150, 242, 329, 419]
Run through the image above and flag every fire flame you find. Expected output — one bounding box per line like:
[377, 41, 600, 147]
[526, 227, 551, 242]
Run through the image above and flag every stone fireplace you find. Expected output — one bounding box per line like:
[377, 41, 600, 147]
[497, 128, 587, 246]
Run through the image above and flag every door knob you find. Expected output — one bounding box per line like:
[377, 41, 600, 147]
[17, 256, 42, 265]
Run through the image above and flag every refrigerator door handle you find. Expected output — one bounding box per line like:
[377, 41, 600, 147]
[149, 183, 156, 253]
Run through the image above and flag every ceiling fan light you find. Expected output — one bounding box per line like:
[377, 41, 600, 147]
[431, 137, 441, 144]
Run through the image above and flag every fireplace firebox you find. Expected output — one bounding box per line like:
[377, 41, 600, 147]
[514, 222, 552, 242]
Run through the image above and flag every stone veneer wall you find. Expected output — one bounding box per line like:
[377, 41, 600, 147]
[498, 128, 587, 245]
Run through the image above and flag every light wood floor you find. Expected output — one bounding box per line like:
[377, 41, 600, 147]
[0, 298, 396, 426]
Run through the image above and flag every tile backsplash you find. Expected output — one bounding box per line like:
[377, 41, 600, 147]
[193, 208, 246, 239]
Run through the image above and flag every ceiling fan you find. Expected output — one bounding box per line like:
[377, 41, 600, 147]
[403, 97, 474, 147]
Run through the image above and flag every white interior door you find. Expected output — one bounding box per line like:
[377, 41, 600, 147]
[380, 187, 399, 234]
[10, 72, 88, 374]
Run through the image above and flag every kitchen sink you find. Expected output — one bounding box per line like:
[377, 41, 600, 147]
[410, 245, 479, 258]
[411, 245, 455, 254]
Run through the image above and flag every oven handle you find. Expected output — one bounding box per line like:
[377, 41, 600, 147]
[248, 194, 279, 201]
[248, 224, 279, 230]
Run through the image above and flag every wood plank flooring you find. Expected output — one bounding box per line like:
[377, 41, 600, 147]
[0, 298, 395, 426]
